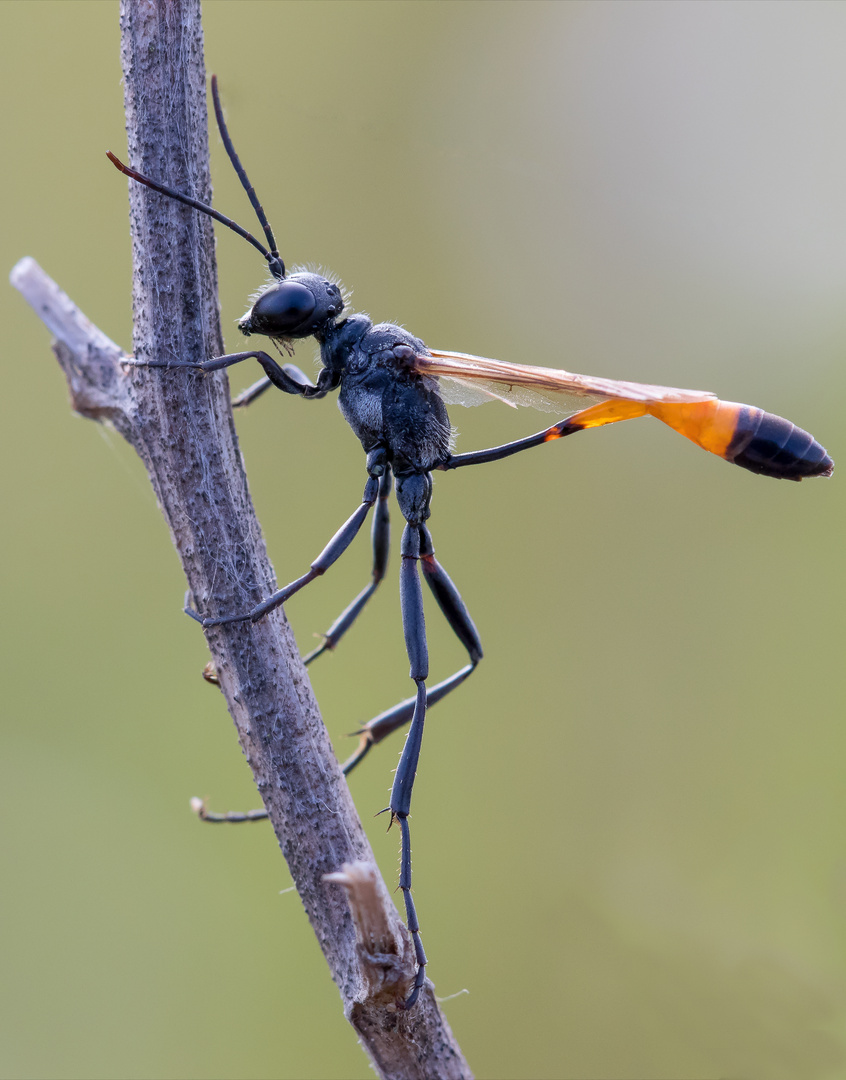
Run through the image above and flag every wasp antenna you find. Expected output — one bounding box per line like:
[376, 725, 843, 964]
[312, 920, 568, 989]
[106, 151, 278, 269]
[211, 75, 285, 280]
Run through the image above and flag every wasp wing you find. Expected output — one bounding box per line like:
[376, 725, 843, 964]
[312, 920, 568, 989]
[435, 374, 584, 412]
[416, 349, 716, 411]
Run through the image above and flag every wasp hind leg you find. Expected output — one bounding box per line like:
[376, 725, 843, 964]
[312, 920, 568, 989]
[341, 523, 482, 774]
[379, 512, 483, 1008]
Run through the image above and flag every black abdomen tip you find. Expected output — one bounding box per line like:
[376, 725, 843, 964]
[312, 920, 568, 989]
[727, 408, 833, 480]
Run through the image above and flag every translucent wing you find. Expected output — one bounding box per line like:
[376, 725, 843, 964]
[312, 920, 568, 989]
[436, 374, 592, 413]
[416, 349, 716, 413]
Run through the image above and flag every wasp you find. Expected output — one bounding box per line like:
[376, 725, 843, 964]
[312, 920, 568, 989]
[109, 75, 833, 1009]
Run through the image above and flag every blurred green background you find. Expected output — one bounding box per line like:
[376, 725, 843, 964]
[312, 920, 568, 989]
[3, 2, 845, 1078]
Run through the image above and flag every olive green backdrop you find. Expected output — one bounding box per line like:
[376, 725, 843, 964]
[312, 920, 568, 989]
[3, 2, 844, 1078]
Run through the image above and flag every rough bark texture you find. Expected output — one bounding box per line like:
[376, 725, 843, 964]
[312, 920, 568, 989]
[10, 0, 471, 1076]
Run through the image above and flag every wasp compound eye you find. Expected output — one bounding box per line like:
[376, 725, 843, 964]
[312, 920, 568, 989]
[241, 281, 316, 337]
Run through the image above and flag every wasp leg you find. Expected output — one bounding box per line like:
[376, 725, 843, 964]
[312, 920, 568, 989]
[341, 665, 476, 775]
[379, 520, 482, 1008]
[342, 523, 482, 773]
[200, 350, 338, 399]
[303, 470, 392, 666]
[389, 523, 430, 1008]
[232, 375, 273, 407]
[199, 474, 381, 628]
[438, 414, 585, 470]
[131, 350, 336, 400]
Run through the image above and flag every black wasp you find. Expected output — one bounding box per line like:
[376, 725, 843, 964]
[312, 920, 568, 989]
[108, 75, 833, 1010]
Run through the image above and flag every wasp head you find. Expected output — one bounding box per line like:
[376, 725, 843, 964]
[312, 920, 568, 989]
[238, 272, 345, 341]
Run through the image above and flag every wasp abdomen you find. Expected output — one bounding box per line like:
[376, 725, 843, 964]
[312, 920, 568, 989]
[722, 404, 833, 480]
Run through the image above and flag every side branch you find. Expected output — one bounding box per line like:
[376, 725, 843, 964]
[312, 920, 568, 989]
[11, 257, 131, 429]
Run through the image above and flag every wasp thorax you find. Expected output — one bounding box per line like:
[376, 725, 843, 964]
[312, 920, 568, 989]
[238, 272, 344, 340]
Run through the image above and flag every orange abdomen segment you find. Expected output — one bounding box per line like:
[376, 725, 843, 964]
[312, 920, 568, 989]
[648, 399, 834, 480]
